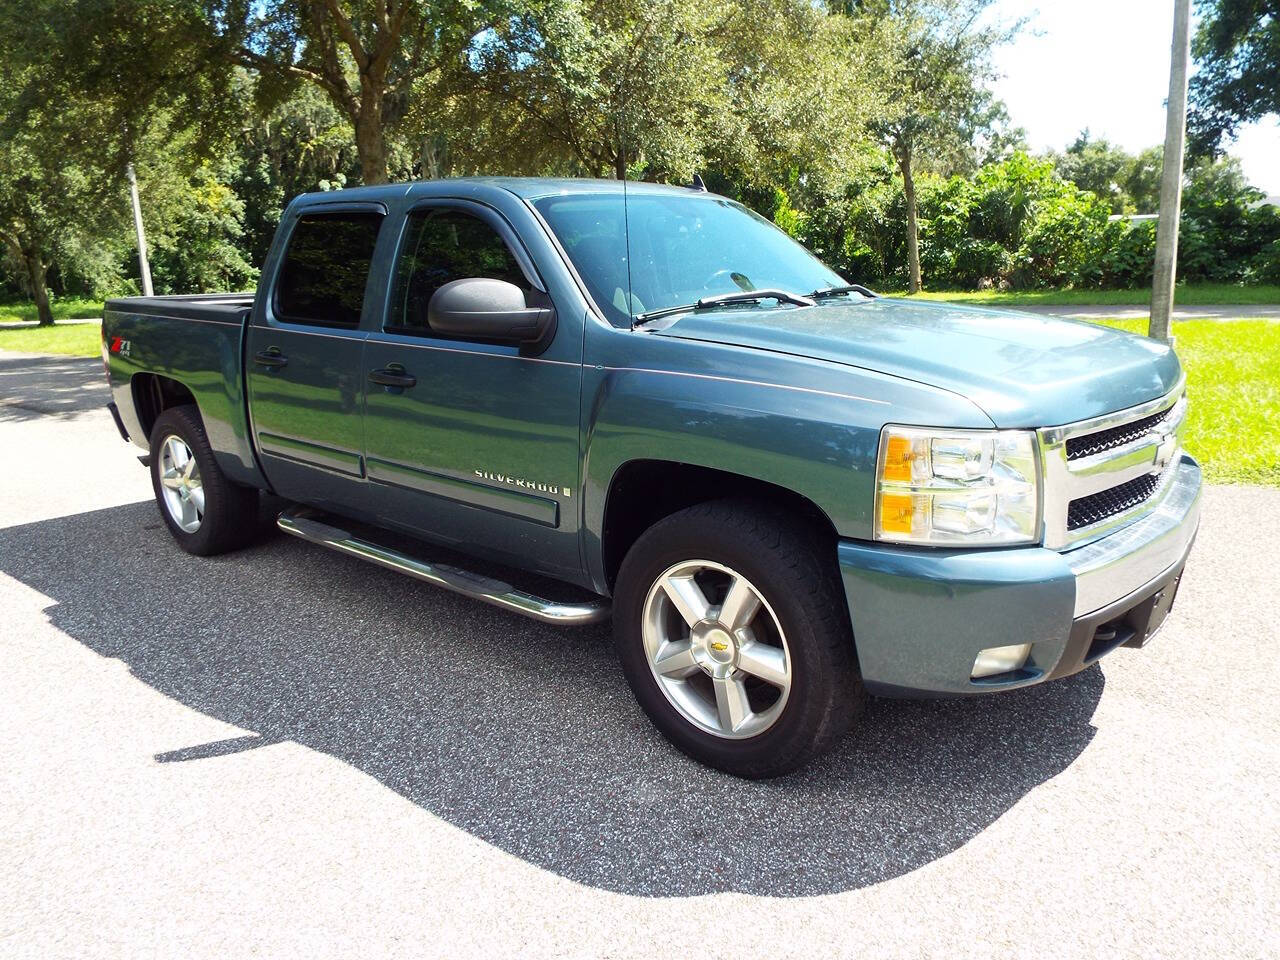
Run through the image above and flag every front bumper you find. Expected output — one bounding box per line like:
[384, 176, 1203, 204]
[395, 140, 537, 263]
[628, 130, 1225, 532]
[838, 454, 1201, 697]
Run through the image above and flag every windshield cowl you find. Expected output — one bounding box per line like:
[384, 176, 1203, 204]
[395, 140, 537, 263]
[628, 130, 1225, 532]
[634, 288, 817, 325]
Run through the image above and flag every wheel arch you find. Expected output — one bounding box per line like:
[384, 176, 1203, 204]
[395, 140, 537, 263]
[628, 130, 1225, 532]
[131, 373, 200, 441]
[597, 459, 839, 593]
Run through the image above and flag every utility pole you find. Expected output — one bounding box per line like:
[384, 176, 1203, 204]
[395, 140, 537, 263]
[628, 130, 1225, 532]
[127, 163, 154, 297]
[1150, 0, 1191, 343]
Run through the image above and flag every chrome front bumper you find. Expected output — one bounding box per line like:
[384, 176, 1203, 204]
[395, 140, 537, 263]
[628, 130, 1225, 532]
[1063, 454, 1201, 617]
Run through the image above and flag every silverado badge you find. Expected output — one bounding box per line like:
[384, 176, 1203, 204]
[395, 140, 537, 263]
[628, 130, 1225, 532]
[474, 469, 571, 498]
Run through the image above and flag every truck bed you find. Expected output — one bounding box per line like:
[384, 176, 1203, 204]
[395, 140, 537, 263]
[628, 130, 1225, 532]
[103, 291, 261, 488]
[103, 292, 256, 324]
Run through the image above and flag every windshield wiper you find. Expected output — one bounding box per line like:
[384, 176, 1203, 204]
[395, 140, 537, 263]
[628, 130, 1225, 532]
[808, 284, 878, 300]
[634, 288, 816, 326]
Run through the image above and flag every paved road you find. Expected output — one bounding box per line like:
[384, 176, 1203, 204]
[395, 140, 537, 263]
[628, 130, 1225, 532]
[2, 355, 1278, 958]
[1010, 303, 1280, 321]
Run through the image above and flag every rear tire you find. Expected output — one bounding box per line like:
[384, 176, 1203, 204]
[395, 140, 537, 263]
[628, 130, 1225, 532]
[148, 405, 260, 556]
[613, 499, 863, 778]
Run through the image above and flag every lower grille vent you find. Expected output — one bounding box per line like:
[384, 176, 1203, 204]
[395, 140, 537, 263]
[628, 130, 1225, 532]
[1067, 471, 1164, 530]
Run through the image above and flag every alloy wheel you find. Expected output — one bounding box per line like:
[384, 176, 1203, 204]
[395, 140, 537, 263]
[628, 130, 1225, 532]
[158, 434, 204, 533]
[641, 559, 792, 739]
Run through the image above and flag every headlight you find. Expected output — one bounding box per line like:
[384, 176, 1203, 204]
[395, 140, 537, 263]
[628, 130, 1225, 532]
[874, 425, 1040, 545]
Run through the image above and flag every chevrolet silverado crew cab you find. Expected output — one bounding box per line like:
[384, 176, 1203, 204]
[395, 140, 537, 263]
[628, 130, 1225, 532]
[102, 178, 1200, 778]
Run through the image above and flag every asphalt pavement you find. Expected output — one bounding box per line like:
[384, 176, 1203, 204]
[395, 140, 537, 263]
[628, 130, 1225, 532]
[1009, 303, 1280, 320]
[2, 353, 1277, 958]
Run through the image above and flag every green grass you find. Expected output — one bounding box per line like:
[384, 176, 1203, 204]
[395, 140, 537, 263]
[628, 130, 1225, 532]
[0, 296, 103, 325]
[0, 319, 102, 356]
[1090, 317, 1280, 487]
[900, 283, 1280, 307]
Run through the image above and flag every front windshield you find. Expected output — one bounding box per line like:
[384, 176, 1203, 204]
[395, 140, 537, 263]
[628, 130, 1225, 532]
[532, 191, 845, 325]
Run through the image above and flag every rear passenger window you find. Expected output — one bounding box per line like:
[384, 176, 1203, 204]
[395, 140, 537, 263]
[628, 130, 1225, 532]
[275, 212, 383, 327]
[388, 210, 529, 332]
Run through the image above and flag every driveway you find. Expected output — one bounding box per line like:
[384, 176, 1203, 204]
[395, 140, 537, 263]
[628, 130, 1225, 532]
[1013, 303, 1280, 321]
[2, 354, 1277, 958]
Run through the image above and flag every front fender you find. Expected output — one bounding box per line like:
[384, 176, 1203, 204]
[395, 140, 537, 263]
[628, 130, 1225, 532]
[579, 327, 994, 592]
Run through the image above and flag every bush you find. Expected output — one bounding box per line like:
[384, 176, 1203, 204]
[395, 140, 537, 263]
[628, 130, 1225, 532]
[1099, 220, 1156, 288]
[802, 151, 1280, 291]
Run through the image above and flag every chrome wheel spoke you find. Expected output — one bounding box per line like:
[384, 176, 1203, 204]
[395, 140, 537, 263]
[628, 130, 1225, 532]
[718, 575, 760, 631]
[166, 438, 188, 468]
[653, 639, 699, 678]
[712, 675, 753, 733]
[187, 483, 205, 515]
[661, 573, 711, 627]
[737, 641, 789, 689]
[159, 471, 184, 490]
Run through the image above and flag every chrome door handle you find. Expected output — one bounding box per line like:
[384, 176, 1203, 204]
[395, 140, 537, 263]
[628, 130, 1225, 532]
[368, 365, 416, 389]
[253, 349, 288, 368]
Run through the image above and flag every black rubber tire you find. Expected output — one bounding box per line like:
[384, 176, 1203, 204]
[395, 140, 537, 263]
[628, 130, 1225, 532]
[148, 404, 260, 556]
[613, 499, 864, 778]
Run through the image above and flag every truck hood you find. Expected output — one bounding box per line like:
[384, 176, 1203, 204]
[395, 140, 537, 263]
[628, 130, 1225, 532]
[650, 298, 1182, 427]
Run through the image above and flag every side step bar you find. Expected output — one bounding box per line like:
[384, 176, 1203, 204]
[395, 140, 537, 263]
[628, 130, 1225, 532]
[276, 507, 611, 626]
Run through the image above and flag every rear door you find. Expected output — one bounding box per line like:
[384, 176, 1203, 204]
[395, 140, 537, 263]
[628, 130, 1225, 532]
[246, 204, 384, 508]
[361, 200, 584, 580]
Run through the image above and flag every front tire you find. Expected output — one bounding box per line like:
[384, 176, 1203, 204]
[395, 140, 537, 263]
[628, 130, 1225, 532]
[613, 499, 863, 778]
[149, 405, 259, 556]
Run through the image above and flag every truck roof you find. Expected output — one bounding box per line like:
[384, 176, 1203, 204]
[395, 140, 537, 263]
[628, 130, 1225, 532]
[291, 176, 710, 206]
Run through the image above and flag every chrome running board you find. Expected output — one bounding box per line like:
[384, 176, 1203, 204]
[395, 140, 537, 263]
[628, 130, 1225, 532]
[276, 506, 611, 626]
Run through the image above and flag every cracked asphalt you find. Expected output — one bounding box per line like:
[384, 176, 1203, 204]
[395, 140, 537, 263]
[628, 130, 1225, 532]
[2, 353, 1277, 958]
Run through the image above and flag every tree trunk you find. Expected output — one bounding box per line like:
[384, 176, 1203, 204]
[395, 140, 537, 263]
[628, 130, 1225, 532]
[614, 149, 627, 181]
[353, 102, 389, 185]
[23, 249, 54, 327]
[898, 142, 923, 294]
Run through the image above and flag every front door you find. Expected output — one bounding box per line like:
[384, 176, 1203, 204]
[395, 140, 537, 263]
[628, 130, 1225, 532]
[246, 206, 383, 509]
[361, 203, 584, 580]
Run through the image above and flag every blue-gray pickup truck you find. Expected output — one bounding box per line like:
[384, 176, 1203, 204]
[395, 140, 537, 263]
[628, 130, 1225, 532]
[102, 178, 1200, 777]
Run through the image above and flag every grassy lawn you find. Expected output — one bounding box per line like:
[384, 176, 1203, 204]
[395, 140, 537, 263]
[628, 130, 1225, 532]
[0, 296, 103, 325]
[1091, 317, 1279, 487]
[902, 282, 1280, 306]
[0, 319, 102, 356]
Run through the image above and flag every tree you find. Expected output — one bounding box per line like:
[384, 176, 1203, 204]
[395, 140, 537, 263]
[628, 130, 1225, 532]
[2, 0, 255, 308]
[227, 79, 363, 264]
[431, 0, 729, 180]
[218, 0, 522, 184]
[1188, 0, 1280, 155]
[857, 0, 1019, 292]
[426, 0, 888, 185]
[1051, 131, 1140, 214]
[1124, 146, 1165, 214]
[8, 0, 519, 187]
[0, 51, 131, 324]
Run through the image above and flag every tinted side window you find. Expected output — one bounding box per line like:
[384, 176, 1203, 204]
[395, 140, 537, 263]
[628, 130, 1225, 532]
[389, 211, 528, 332]
[275, 212, 383, 327]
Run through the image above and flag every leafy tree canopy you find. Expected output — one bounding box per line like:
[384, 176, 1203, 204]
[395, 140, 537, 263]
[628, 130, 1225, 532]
[417, 0, 891, 188]
[1189, 0, 1280, 154]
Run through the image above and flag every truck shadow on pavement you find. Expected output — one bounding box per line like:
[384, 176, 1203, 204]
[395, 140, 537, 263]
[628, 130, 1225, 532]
[2, 501, 1104, 898]
[0, 354, 106, 422]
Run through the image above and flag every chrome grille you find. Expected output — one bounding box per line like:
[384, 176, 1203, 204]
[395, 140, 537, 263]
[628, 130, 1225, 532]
[1066, 406, 1175, 460]
[1038, 381, 1188, 550]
